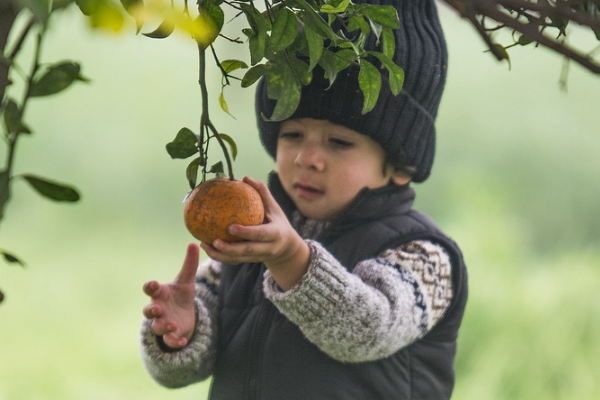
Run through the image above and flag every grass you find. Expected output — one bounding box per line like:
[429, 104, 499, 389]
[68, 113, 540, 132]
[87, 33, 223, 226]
[1, 5, 600, 400]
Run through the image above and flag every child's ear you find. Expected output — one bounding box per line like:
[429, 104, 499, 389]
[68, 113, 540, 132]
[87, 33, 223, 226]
[390, 171, 411, 186]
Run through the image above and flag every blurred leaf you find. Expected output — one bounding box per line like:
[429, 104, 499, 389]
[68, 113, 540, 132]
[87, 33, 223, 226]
[143, 18, 175, 39]
[1, 250, 25, 267]
[2, 98, 31, 135]
[195, 4, 223, 49]
[358, 59, 381, 114]
[219, 133, 237, 160]
[77, 0, 126, 32]
[22, 175, 80, 202]
[166, 128, 198, 159]
[120, 0, 144, 33]
[17, 0, 50, 23]
[186, 157, 204, 189]
[0, 170, 9, 218]
[220, 59, 248, 74]
[267, 8, 299, 54]
[29, 62, 89, 98]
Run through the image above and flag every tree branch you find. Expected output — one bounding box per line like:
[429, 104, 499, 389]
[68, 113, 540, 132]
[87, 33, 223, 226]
[441, 0, 600, 74]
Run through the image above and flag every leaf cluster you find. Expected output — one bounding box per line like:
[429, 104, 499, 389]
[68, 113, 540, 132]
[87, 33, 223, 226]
[112, 0, 404, 187]
[1, 0, 86, 267]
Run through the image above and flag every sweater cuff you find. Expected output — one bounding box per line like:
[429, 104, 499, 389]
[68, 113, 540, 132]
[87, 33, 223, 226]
[263, 240, 348, 324]
[139, 298, 215, 387]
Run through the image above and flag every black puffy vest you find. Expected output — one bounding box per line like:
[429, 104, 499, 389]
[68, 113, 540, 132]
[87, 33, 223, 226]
[209, 176, 468, 400]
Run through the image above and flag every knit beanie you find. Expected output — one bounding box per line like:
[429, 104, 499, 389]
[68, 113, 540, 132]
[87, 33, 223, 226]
[255, 0, 447, 183]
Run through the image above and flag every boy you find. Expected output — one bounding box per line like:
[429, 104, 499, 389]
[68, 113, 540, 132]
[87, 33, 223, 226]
[140, 1, 468, 399]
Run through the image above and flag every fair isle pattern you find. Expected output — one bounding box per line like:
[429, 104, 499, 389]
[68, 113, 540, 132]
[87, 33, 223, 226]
[264, 239, 453, 363]
[379, 240, 453, 330]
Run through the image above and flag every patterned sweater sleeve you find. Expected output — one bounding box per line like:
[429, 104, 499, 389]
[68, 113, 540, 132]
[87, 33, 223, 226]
[139, 259, 221, 388]
[264, 239, 453, 363]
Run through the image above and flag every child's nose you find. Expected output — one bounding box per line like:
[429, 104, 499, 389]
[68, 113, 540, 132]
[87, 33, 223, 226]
[295, 144, 325, 171]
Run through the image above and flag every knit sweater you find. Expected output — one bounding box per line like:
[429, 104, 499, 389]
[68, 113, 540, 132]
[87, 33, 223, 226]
[140, 216, 453, 388]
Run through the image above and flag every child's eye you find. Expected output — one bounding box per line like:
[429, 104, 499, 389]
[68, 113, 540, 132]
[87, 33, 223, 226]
[330, 138, 354, 148]
[278, 131, 302, 141]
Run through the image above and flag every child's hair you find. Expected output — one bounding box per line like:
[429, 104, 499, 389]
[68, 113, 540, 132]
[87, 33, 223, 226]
[255, 0, 448, 183]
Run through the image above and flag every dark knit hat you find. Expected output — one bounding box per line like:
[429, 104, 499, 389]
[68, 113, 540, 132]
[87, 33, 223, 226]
[255, 0, 447, 183]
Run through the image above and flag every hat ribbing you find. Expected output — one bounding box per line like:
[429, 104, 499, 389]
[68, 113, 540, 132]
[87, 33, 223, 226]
[256, 0, 447, 182]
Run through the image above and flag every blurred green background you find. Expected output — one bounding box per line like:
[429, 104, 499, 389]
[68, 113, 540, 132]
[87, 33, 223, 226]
[1, 4, 599, 400]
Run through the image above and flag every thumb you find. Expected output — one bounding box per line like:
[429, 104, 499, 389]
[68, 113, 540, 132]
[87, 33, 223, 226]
[243, 176, 281, 217]
[175, 243, 200, 284]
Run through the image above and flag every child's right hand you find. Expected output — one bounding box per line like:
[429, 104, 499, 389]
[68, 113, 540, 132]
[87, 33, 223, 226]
[142, 243, 199, 349]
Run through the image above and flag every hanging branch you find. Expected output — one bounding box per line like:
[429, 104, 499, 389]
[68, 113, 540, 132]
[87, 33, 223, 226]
[442, 0, 600, 74]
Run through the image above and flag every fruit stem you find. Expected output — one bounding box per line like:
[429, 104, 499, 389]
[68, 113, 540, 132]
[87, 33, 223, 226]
[198, 44, 235, 181]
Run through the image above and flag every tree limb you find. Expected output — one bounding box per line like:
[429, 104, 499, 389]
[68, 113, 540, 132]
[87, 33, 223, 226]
[441, 0, 600, 74]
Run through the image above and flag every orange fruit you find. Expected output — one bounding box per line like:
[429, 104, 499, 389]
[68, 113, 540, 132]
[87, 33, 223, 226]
[183, 178, 265, 243]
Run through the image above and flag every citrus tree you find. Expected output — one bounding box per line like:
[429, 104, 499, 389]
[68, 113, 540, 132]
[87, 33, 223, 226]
[1, 0, 599, 302]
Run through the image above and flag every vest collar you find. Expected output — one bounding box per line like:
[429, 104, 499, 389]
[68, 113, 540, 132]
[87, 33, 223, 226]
[267, 172, 416, 238]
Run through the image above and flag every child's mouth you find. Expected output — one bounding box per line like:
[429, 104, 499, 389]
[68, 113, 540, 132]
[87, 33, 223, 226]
[294, 183, 324, 199]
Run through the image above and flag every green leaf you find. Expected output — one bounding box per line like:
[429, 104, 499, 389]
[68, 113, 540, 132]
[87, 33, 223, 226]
[29, 62, 89, 97]
[220, 59, 248, 74]
[218, 133, 238, 160]
[143, 18, 175, 39]
[186, 157, 204, 189]
[267, 67, 301, 121]
[166, 128, 198, 159]
[369, 51, 404, 95]
[241, 64, 270, 88]
[219, 92, 232, 116]
[268, 8, 299, 54]
[359, 5, 399, 29]
[22, 175, 80, 202]
[19, 0, 50, 23]
[297, 0, 337, 42]
[0, 170, 9, 218]
[120, 0, 144, 32]
[358, 60, 381, 114]
[381, 28, 395, 59]
[320, 0, 350, 14]
[305, 21, 324, 71]
[205, 2, 225, 32]
[317, 51, 339, 84]
[208, 161, 224, 174]
[241, 4, 268, 65]
[331, 48, 357, 71]
[1, 250, 25, 267]
[2, 99, 31, 135]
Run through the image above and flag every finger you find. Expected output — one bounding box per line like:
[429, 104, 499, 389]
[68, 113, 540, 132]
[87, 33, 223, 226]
[227, 222, 270, 242]
[175, 243, 200, 285]
[143, 280, 161, 297]
[143, 303, 162, 319]
[151, 318, 175, 337]
[243, 176, 281, 217]
[163, 332, 188, 349]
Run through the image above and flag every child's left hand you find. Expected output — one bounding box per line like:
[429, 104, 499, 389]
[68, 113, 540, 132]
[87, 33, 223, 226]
[200, 176, 311, 291]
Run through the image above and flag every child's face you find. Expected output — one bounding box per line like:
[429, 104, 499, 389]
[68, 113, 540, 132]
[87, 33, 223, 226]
[276, 118, 409, 221]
